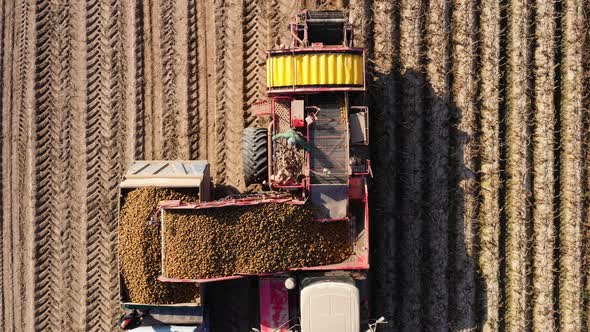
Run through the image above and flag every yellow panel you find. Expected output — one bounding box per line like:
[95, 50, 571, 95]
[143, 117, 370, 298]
[267, 52, 364, 88]
[319, 54, 327, 84]
[335, 54, 343, 84]
[352, 56, 359, 85]
[303, 55, 309, 85]
[295, 56, 303, 85]
[285, 56, 293, 86]
[271, 57, 280, 86]
[309, 54, 318, 85]
[284, 57, 290, 85]
[266, 58, 271, 86]
[276, 56, 285, 86]
[344, 55, 352, 84]
[327, 54, 335, 84]
[358, 56, 364, 83]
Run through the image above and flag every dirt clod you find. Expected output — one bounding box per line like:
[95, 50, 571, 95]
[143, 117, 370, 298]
[118, 187, 200, 304]
[163, 203, 352, 279]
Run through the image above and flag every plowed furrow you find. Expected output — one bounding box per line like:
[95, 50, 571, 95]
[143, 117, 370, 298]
[196, 0, 209, 159]
[143, 0, 159, 160]
[214, 0, 244, 188]
[243, 0, 267, 128]
[58, 2, 88, 329]
[110, 0, 128, 168]
[307, 0, 346, 9]
[120, 0, 136, 168]
[160, 0, 186, 160]
[317, 0, 345, 9]
[266, 0, 279, 47]
[348, 0, 368, 47]
[558, 1, 584, 330]
[532, 0, 557, 330]
[425, 0, 450, 329]
[32, 1, 87, 331]
[107, 0, 130, 322]
[399, 0, 425, 330]
[85, 0, 119, 329]
[213, 2, 229, 184]
[303, 0, 316, 9]
[269, 0, 298, 48]
[0, 0, 5, 326]
[160, 0, 179, 159]
[11, 0, 36, 329]
[583, 2, 590, 329]
[2, 0, 16, 329]
[369, 0, 399, 326]
[134, 0, 146, 159]
[505, 0, 533, 330]
[479, 1, 503, 330]
[450, 0, 478, 329]
[187, 0, 200, 159]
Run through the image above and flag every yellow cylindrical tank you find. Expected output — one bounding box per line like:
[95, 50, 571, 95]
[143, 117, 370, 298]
[266, 50, 364, 90]
[309, 54, 319, 85]
[335, 54, 344, 84]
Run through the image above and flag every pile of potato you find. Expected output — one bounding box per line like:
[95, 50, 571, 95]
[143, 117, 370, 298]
[118, 187, 200, 304]
[163, 203, 352, 279]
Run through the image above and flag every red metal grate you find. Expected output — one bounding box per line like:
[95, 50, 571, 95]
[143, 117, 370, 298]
[274, 99, 291, 133]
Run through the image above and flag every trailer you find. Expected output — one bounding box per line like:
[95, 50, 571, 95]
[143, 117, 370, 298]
[118, 161, 211, 329]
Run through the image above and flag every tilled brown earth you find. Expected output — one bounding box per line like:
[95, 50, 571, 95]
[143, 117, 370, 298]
[2, 1, 590, 331]
[118, 187, 200, 304]
[163, 204, 351, 279]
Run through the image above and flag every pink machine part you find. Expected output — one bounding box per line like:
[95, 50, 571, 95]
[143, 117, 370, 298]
[259, 277, 290, 332]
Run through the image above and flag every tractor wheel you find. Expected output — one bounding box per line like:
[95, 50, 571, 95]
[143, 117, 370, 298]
[243, 127, 268, 185]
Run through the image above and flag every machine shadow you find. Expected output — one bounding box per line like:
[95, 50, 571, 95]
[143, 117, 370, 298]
[368, 68, 488, 331]
[202, 72, 490, 331]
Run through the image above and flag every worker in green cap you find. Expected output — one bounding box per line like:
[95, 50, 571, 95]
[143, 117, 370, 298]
[272, 129, 310, 151]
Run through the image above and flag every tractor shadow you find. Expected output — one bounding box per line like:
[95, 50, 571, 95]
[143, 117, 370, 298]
[368, 66, 489, 331]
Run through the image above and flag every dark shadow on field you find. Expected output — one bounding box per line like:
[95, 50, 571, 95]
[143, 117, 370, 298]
[203, 74, 489, 331]
[367, 67, 488, 331]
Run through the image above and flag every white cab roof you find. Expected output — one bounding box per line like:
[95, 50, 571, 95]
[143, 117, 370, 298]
[301, 281, 359, 332]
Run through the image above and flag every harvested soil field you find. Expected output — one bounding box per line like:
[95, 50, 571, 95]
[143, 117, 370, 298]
[163, 204, 352, 279]
[118, 187, 200, 304]
[2, 1, 590, 331]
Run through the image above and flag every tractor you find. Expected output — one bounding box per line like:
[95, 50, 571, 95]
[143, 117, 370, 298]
[117, 10, 386, 332]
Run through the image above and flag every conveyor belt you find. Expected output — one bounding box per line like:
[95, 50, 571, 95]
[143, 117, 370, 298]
[309, 101, 349, 220]
[310, 102, 348, 184]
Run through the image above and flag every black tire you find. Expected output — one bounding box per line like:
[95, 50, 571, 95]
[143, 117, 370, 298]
[243, 127, 268, 185]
